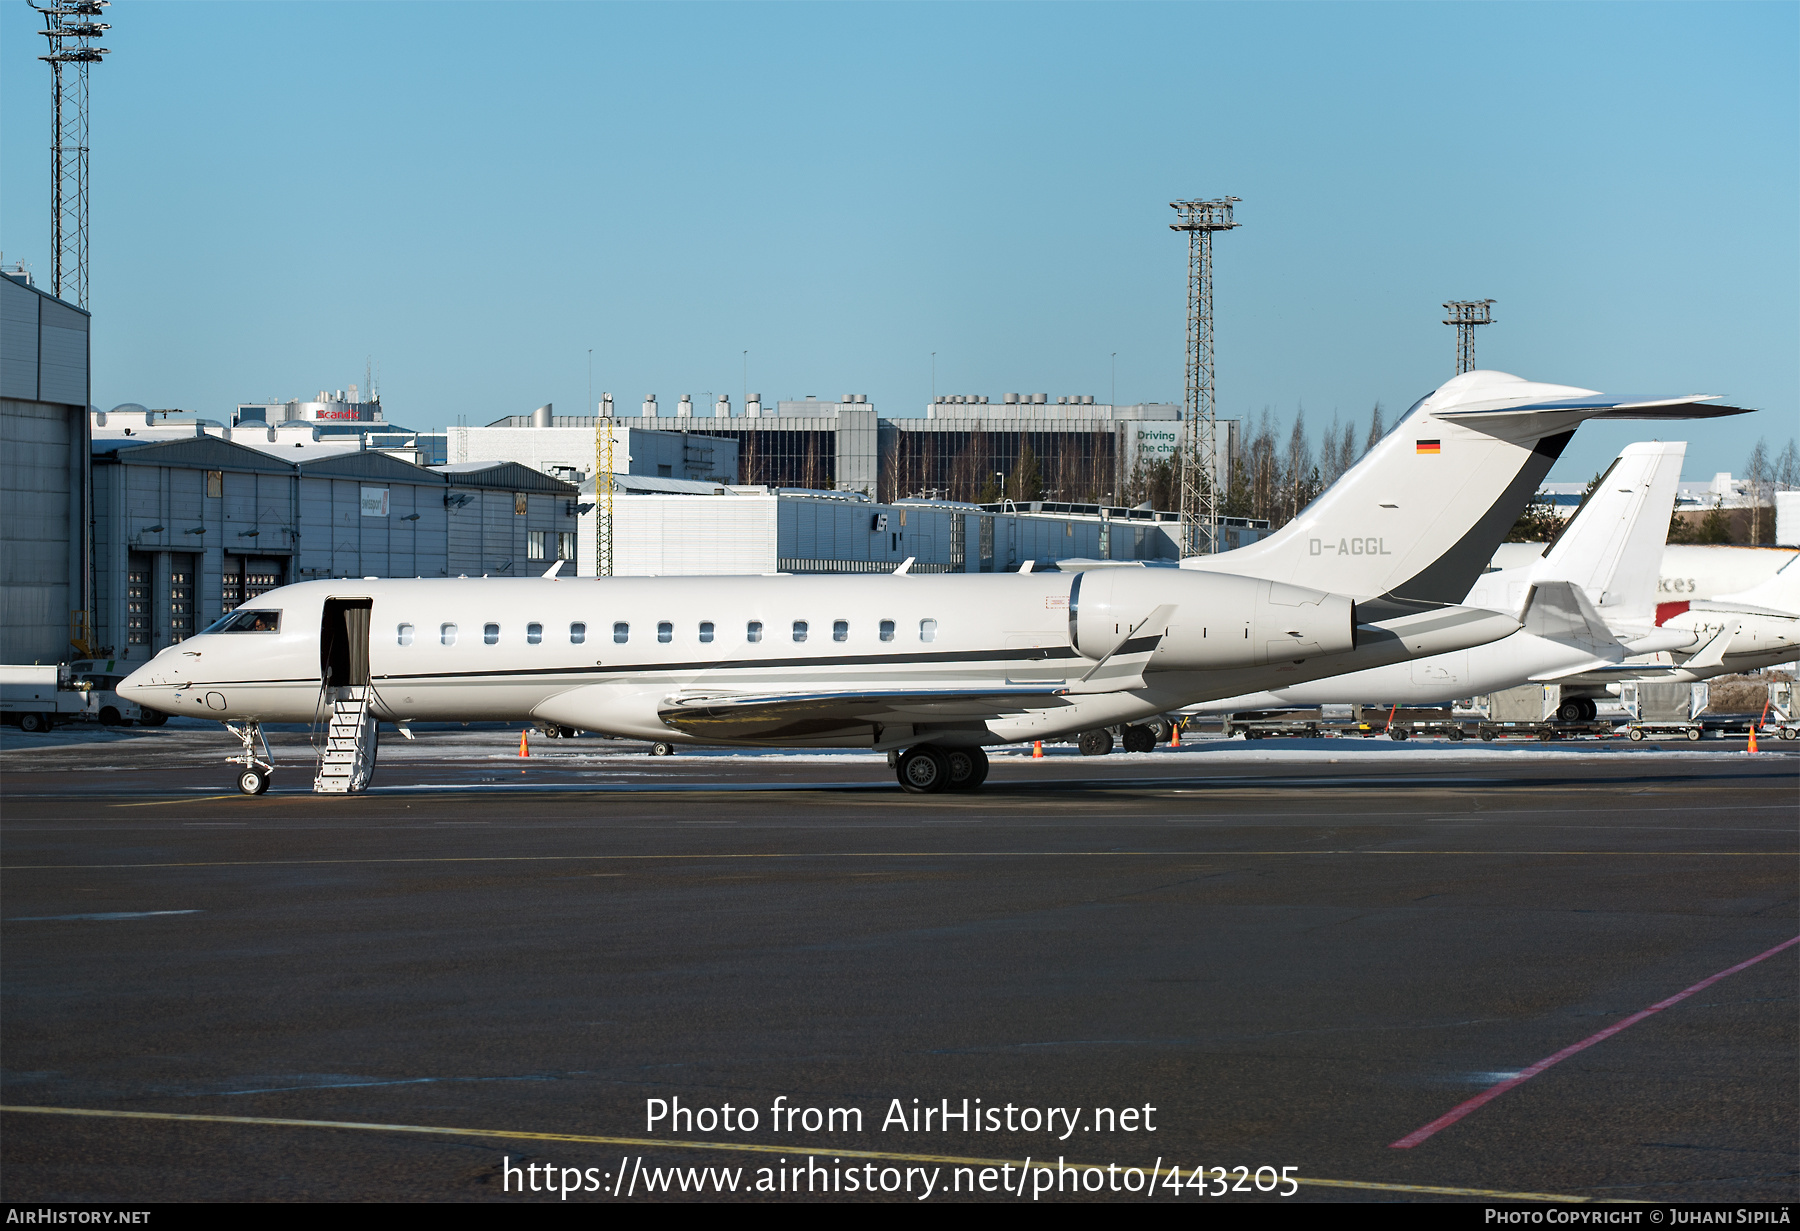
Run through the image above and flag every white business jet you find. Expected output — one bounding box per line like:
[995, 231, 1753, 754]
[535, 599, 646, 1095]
[1180, 438, 1698, 718]
[119, 369, 1745, 795]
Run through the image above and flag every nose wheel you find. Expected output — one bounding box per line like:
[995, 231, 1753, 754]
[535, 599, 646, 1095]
[223, 720, 274, 795]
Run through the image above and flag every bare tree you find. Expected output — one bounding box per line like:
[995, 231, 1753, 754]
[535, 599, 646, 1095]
[1745, 438, 1773, 544]
[1337, 416, 1357, 481]
[1285, 408, 1314, 520]
[1776, 439, 1799, 490]
[1364, 402, 1386, 455]
[1319, 414, 1344, 486]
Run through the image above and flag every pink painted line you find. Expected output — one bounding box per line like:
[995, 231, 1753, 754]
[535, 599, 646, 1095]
[1390, 934, 1800, 1149]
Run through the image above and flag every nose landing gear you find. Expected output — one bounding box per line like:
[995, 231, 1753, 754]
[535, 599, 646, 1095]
[224, 720, 274, 795]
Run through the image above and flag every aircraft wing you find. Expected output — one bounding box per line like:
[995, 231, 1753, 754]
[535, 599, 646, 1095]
[657, 687, 1072, 740]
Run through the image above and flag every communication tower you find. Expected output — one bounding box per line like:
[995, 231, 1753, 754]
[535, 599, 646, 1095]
[594, 395, 615, 576]
[32, 0, 109, 308]
[1444, 299, 1495, 375]
[1169, 196, 1240, 555]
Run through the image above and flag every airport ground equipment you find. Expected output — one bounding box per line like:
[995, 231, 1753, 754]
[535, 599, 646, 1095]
[1, 664, 90, 732]
[1473, 686, 1613, 742]
[1619, 681, 1710, 742]
[313, 686, 378, 794]
[65, 660, 144, 725]
[1765, 681, 1797, 740]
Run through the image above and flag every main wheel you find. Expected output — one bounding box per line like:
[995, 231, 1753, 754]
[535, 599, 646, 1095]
[18, 713, 47, 734]
[897, 745, 951, 794]
[945, 746, 990, 791]
[1628, 728, 1646, 742]
[237, 767, 270, 796]
[1685, 726, 1702, 742]
[137, 708, 168, 727]
[1557, 699, 1584, 723]
[1078, 729, 1114, 756]
[1121, 724, 1156, 753]
[649, 742, 676, 756]
[1580, 697, 1599, 721]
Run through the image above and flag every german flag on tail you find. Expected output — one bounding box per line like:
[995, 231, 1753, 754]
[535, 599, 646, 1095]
[1416, 440, 1441, 455]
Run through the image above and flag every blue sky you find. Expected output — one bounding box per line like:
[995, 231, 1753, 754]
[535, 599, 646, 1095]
[3, 1, 1793, 483]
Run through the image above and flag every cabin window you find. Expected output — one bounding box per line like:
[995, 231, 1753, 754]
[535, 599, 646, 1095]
[919, 618, 937, 643]
[527, 622, 542, 645]
[397, 623, 414, 646]
[833, 620, 848, 642]
[613, 621, 629, 644]
[570, 622, 587, 645]
[699, 621, 714, 643]
[879, 619, 895, 643]
[792, 620, 808, 643]
[747, 621, 763, 643]
[441, 623, 458, 646]
[483, 623, 499, 645]
[658, 621, 673, 643]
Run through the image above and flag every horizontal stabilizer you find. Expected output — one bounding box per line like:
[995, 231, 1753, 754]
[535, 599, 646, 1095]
[1437, 394, 1751, 421]
[1520, 581, 1623, 656]
[658, 687, 1071, 740]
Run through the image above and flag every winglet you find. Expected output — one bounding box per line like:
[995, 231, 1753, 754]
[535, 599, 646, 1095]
[894, 557, 915, 576]
[541, 560, 565, 579]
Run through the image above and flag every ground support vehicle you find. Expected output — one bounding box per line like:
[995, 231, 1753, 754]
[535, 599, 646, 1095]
[1, 665, 90, 732]
[66, 660, 149, 726]
[1618, 681, 1711, 743]
[1471, 685, 1613, 742]
[1757, 680, 1797, 741]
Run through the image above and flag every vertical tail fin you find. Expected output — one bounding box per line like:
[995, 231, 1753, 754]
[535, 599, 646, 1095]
[1183, 371, 1744, 603]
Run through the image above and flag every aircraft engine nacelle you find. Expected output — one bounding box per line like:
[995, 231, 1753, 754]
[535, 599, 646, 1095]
[1070, 568, 1357, 669]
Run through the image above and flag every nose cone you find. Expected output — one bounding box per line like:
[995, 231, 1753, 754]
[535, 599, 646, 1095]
[117, 661, 157, 705]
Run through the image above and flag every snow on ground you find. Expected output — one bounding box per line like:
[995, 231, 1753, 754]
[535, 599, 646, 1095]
[2, 716, 1777, 766]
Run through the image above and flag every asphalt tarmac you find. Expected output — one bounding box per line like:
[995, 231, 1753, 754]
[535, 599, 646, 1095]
[2, 725, 1795, 1203]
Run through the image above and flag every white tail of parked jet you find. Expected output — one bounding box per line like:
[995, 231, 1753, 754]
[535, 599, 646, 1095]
[1182, 371, 1745, 605]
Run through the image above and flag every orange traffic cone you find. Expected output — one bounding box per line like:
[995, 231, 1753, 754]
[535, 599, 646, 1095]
[1747, 724, 1758, 754]
[519, 727, 529, 757]
[1170, 722, 1180, 748]
[1032, 741, 1043, 758]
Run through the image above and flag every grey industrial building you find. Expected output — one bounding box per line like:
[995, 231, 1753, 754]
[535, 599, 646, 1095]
[1, 271, 91, 663]
[461, 392, 1228, 507]
[87, 434, 578, 661]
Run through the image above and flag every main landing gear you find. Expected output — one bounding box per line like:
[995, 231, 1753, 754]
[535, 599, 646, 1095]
[894, 744, 989, 794]
[224, 720, 273, 795]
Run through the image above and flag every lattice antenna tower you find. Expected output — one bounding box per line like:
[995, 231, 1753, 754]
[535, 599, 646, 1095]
[32, 1, 109, 309]
[1169, 197, 1240, 555]
[1444, 299, 1495, 375]
[594, 394, 615, 576]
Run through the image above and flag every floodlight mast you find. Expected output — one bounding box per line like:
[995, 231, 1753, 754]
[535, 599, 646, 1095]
[595, 395, 615, 576]
[1169, 196, 1239, 556]
[1444, 299, 1496, 375]
[32, 0, 109, 309]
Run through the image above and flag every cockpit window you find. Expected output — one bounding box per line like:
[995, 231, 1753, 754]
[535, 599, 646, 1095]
[204, 610, 281, 634]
